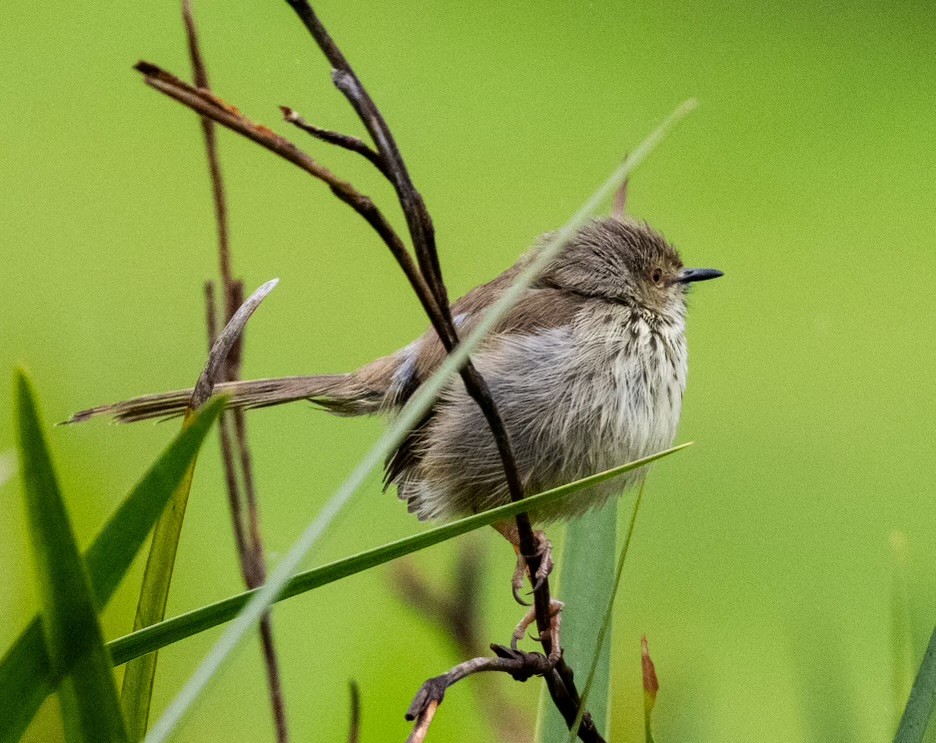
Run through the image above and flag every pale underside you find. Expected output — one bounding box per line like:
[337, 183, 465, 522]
[379, 282, 689, 524]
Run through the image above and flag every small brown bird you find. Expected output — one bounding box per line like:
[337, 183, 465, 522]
[70, 214, 721, 605]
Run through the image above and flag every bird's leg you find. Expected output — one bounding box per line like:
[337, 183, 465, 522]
[492, 521, 555, 605]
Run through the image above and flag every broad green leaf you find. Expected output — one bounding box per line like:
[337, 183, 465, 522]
[15, 370, 129, 742]
[0, 397, 224, 743]
[144, 99, 697, 743]
[108, 445, 689, 669]
[895, 628, 936, 743]
[539, 498, 617, 742]
[562, 481, 649, 742]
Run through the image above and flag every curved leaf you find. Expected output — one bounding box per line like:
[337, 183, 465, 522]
[108, 444, 690, 668]
[15, 370, 128, 742]
[0, 397, 224, 743]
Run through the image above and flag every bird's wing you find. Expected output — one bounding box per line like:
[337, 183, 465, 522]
[382, 282, 588, 490]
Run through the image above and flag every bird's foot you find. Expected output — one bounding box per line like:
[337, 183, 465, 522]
[510, 530, 554, 605]
[510, 598, 564, 664]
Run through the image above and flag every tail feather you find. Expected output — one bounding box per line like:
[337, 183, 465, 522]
[64, 374, 386, 424]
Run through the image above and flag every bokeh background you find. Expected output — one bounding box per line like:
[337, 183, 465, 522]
[2, 1, 935, 741]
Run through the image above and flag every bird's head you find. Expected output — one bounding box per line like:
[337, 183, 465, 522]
[536, 217, 722, 319]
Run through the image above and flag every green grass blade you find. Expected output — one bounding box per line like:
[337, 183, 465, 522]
[143, 99, 697, 743]
[107, 445, 689, 669]
[538, 499, 617, 742]
[0, 397, 224, 743]
[122, 279, 276, 740]
[120, 462, 198, 740]
[565, 481, 649, 742]
[15, 370, 129, 742]
[895, 628, 936, 743]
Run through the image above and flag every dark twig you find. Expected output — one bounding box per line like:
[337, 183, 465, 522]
[135, 4, 600, 733]
[280, 106, 389, 180]
[405, 648, 553, 742]
[204, 282, 254, 582]
[391, 546, 531, 742]
[182, 2, 288, 740]
[284, 0, 448, 312]
[346, 681, 361, 743]
[133, 62, 447, 339]
[280, 3, 603, 738]
[280, 2, 601, 739]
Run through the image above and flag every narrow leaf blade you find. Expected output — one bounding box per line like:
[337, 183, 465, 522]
[122, 278, 277, 739]
[107, 444, 689, 668]
[15, 370, 129, 742]
[0, 397, 224, 743]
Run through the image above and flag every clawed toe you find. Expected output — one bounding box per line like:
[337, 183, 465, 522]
[510, 599, 564, 660]
[511, 530, 555, 602]
[511, 556, 531, 606]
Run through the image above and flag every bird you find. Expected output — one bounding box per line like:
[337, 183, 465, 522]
[69, 213, 721, 620]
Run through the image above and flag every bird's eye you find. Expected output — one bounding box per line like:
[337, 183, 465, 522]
[651, 268, 663, 285]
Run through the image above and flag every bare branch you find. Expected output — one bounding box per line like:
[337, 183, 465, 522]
[391, 547, 532, 742]
[204, 282, 254, 584]
[283, 1, 450, 313]
[279, 3, 600, 737]
[182, 4, 289, 738]
[280, 106, 389, 179]
[133, 61, 447, 338]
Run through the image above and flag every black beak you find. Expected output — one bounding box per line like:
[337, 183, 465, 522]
[677, 268, 724, 284]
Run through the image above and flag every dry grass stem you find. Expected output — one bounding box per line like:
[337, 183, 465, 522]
[183, 2, 289, 738]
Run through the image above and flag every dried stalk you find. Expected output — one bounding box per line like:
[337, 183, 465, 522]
[134, 1, 603, 735]
[279, 3, 599, 737]
[182, 1, 288, 739]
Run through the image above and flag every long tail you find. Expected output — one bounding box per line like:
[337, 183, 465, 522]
[65, 374, 387, 424]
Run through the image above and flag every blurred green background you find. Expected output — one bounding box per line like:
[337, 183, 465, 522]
[2, 1, 935, 741]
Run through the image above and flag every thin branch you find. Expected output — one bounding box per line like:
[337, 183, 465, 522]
[137, 7, 597, 732]
[280, 2, 597, 737]
[204, 282, 255, 584]
[133, 61, 448, 341]
[182, 3, 288, 739]
[391, 546, 531, 742]
[405, 647, 558, 742]
[281, 106, 389, 179]
[284, 0, 449, 313]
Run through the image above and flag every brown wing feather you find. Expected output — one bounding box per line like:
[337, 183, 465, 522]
[383, 282, 587, 492]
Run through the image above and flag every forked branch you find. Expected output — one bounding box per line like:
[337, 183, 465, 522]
[134, 3, 603, 735]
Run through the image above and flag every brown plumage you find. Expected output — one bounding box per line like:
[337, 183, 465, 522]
[68, 217, 722, 523]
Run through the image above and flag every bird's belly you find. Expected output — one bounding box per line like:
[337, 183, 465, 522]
[529, 326, 686, 520]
